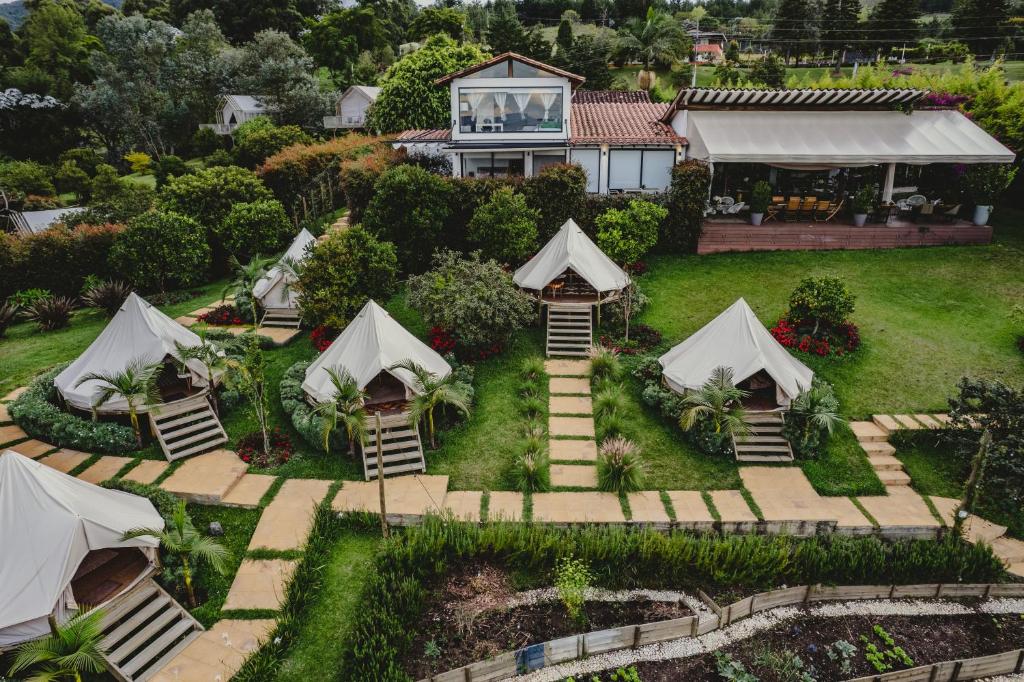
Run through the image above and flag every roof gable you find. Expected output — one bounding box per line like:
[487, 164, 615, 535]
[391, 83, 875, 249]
[435, 52, 585, 87]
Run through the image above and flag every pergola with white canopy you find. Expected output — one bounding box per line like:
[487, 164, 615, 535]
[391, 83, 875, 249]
[302, 299, 451, 408]
[513, 218, 631, 305]
[54, 293, 221, 414]
[253, 228, 316, 311]
[659, 298, 814, 408]
[0, 450, 163, 646]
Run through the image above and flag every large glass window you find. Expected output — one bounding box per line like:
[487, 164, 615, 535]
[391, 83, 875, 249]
[462, 152, 525, 178]
[459, 87, 563, 134]
[532, 151, 566, 176]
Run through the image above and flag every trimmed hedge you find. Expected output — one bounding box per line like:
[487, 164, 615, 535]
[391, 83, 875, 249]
[8, 365, 138, 454]
[339, 518, 1006, 680]
[103, 479, 178, 517]
[259, 135, 383, 212]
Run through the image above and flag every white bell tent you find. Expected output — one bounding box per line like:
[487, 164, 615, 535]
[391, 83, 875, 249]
[253, 228, 316, 310]
[513, 219, 631, 295]
[659, 298, 814, 407]
[0, 450, 163, 646]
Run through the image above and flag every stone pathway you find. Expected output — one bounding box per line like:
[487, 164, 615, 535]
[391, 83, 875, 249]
[850, 413, 950, 488]
[931, 496, 1024, 578]
[39, 450, 91, 473]
[546, 359, 599, 490]
[247, 479, 331, 552]
[77, 455, 133, 484]
[175, 294, 301, 346]
[222, 559, 298, 611]
[122, 459, 169, 484]
[487, 491, 525, 521]
[332, 474, 449, 518]
[159, 449, 250, 504]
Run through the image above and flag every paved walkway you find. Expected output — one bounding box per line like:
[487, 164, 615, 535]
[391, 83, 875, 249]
[850, 413, 950, 487]
[248, 479, 332, 552]
[546, 359, 598, 489]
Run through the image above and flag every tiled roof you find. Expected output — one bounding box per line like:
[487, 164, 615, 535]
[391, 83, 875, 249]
[394, 128, 451, 142]
[571, 91, 685, 146]
[695, 44, 724, 53]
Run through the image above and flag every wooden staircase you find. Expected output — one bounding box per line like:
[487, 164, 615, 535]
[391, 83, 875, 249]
[734, 411, 794, 462]
[546, 304, 593, 357]
[260, 307, 301, 329]
[99, 579, 203, 682]
[361, 411, 426, 480]
[148, 395, 228, 462]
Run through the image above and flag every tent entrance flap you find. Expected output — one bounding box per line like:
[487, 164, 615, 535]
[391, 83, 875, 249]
[686, 109, 1016, 165]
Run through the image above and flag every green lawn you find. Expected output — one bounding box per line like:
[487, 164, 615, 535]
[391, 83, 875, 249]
[187, 504, 262, 628]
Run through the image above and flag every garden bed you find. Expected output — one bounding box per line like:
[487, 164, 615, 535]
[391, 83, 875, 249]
[404, 563, 693, 678]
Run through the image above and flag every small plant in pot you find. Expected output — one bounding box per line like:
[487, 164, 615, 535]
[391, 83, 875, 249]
[961, 163, 1017, 225]
[851, 184, 877, 227]
[748, 180, 772, 225]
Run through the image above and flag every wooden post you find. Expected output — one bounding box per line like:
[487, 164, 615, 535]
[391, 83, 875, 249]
[376, 412, 389, 538]
[955, 429, 992, 537]
[950, 660, 963, 681]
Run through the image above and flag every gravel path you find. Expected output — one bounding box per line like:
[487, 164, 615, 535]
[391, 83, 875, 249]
[504, 587, 708, 614]
[516, 598, 1024, 681]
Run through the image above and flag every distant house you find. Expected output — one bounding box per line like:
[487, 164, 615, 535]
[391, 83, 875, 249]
[689, 30, 727, 49]
[694, 44, 725, 63]
[199, 95, 266, 135]
[324, 86, 381, 130]
[3, 207, 86, 235]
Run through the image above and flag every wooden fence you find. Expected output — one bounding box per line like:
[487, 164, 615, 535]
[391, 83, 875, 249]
[418, 582, 1024, 682]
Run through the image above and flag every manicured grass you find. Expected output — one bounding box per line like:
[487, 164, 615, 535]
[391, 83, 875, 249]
[801, 424, 885, 496]
[638, 211, 1024, 418]
[274, 529, 381, 682]
[187, 503, 262, 628]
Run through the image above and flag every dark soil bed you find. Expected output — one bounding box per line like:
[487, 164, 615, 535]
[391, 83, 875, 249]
[607, 612, 1024, 681]
[404, 564, 693, 679]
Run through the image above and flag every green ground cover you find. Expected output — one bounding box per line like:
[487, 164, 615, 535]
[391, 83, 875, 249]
[186, 504, 262, 627]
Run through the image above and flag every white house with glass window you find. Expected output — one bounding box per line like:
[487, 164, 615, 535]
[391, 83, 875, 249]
[394, 53, 685, 194]
[199, 95, 266, 135]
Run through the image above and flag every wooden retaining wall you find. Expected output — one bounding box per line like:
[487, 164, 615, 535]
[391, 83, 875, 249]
[696, 223, 993, 255]
[419, 583, 1024, 682]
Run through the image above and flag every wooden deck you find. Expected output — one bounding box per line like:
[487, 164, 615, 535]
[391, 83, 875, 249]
[697, 220, 993, 254]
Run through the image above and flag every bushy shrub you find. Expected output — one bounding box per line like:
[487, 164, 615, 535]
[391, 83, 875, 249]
[296, 226, 398, 329]
[7, 288, 52, 312]
[337, 146, 404, 223]
[8, 365, 138, 454]
[102, 479, 179, 517]
[0, 224, 124, 301]
[522, 163, 588, 240]
[54, 161, 90, 199]
[217, 199, 292, 263]
[0, 303, 16, 338]
[662, 160, 711, 252]
[588, 346, 621, 381]
[407, 250, 534, 355]
[153, 155, 191, 189]
[26, 296, 73, 331]
[258, 134, 381, 209]
[58, 148, 104, 177]
[109, 211, 212, 292]
[512, 450, 551, 493]
[124, 151, 153, 174]
[960, 163, 1017, 205]
[234, 118, 313, 169]
[595, 199, 666, 266]
[91, 164, 127, 203]
[0, 160, 55, 197]
[634, 353, 686, 422]
[65, 185, 156, 228]
[159, 165, 274, 237]
[788, 276, 855, 332]
[190, 127, 221, 158]
[749, 53, 786, 87]
[782, 379, 844, 459]
[362, 164, 453, 273]
[466, 186, 539, 264]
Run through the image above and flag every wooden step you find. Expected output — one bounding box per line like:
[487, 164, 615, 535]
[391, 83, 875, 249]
[103, 596, 172, 651]
[100, 584, 160, 629]
[108, 607, 180, 665]
[149, 397, 227, 462]
[362, 410, 425, 480]
[134, 630, 202, 682]
[736, 454, 794, 463]
[735, 444, 792, 453]
[120, 620, 196, 678]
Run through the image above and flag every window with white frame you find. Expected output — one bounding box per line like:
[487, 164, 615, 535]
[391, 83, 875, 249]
[458, 87, 563, 134]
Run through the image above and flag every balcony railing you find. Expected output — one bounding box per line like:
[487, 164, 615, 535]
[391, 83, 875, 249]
[198, 123, 235, 135]
[323, 115, 367, 129]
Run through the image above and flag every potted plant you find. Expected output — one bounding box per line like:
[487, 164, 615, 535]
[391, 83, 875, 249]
[749, 180, 772, 226]
[961, 164, 1017, 225]
[851, 185, 876, 227]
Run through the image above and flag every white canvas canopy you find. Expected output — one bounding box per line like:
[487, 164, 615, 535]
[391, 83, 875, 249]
[54, 293, 219, 413]
[684, 109, 1016, 165]
[513, 219, 631, 294]
[253, 228, 316, 309]
[302, 300, 452, 404]
[659, 298, 814, 407]
[0, 451, 163, 646]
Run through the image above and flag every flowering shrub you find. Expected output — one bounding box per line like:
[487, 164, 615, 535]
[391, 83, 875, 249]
[309, 325, 336, 352]
[771, 316, 861, 357]
[197, 304, 245, 326]
[919, 92, 970, 109]
[237, 427, 293, 468]
[428, 326, 456, 354]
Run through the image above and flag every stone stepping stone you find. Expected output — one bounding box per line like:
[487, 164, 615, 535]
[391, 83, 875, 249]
[876, 470, 912, 486]
[174, 316, 198, 326]
[221, 474, 277, 509]
[544, 359, 589, 377]
[914, 414, 942, 429]
[160, 449, 249, 505]
[849, 421, 888, 442]
[549, 396, 592, 415]
[0, 424, 28, 445]
[549, 416, 595, 438]
[868, 454, 904, 472]
[932, 413, 952, 425]
[872, 414, 901, 433]
[990, 536, 1024, 565]
[1, 387, 26, 402]
[816, 496, 874, 530]
[443, 490, 483, 522]
[627, 491, 670, 524]
[860, 440, 897, 456]
[222, 559, 297, 611]
[77, 456, 133, 484]
[248, 478, 332, 552]
[121, 459, 169, 485]
[856, 486, 941, 529]
[931, 497, 1009, 543]
[11, 439, 57, 458]
[1009, 563, 1024, 578]
[549, 439, 598, 462]
[549, 377, 591, 395]
[0, 403, 10, 423]
[739, 467, 835, 522]
[255, 327, 302, 346]
[149, 619, 275, 682]
[709, 490, 757, 523]
[893, 414, 924, 430]
[665, 491, 714, 526]
[550, 463, 598, 488]
[39, 450, 90, 473]
[531, 492, 625, 523]
[332, 475, 449, 518]
[486, 491, 524, 522]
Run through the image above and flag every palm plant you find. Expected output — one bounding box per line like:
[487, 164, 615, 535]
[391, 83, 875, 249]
[678, 366, 751, 441]
[75, 357, 163, 448]
[174, 328, 226, 416]
[223, 254, 275, 328]
[785, 381, 844, 458]
[617, 8, 689, 75]
[311, 366, 368, 455]
[122, 499, 229, 608]
[8, 608, 107, 682]
[389, 359, 472, 449]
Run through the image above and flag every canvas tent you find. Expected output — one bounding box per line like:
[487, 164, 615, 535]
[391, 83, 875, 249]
[253, 228, 316, 310]
[513, 219, 631, 294]
[659, 298, 814, 407]
[54, 293, 220, 413]
[0, 450, 163, 646]
[302, 299, 452, 404]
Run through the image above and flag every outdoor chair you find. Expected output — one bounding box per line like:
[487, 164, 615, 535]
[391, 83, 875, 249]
[783, 196, 802, 221]
[812, 200, 830, 221]
[799, 196, 817, 220]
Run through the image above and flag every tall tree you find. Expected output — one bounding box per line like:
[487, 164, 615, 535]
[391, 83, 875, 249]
[868, 0, 920, 56]
[770, 0, 818, 64]
[236, 29, 330, 130]
[557, 33, 614, 89]
[408, 6, 468, 42]
[952, 0, 1010, 57]
[170, 0, 323, 43]
[304, 7, 389, 86]
[487, 0, 528, 53]
[616, 8, 689, 70]
[820, 0, 861, 65]
[556, 17, 574, 52]
[18, 0, 99, 100]
[0, 18, 20, 68]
